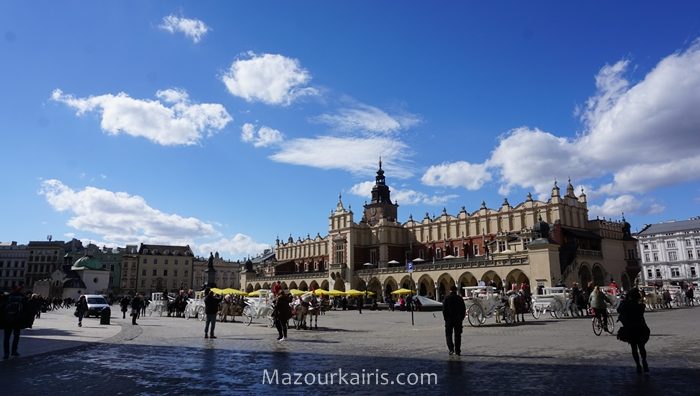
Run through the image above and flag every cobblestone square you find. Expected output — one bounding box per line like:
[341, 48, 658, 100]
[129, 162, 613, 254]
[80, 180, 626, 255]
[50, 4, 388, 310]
[2, 306, 700, 395]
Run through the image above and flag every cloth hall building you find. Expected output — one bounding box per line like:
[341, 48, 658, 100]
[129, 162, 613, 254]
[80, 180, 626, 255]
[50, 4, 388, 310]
[241, 162, 640, 300]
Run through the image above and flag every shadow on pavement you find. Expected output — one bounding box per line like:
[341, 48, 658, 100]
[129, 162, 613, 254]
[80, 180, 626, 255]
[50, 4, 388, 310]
[1, 343, 699, 395]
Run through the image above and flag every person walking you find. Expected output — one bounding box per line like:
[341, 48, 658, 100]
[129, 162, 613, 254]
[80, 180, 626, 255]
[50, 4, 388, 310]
[75, 295, 88, 327]
[130, 293, 143, 325]
[357, 295, 364, 314]
[617, 288, 650, 374]
[204, 289, 222, 339]
[442, 285, 466, 356]
[120, 296, 130, 319]
[2, 284, 27, 359]
[273, 290, 292, 342]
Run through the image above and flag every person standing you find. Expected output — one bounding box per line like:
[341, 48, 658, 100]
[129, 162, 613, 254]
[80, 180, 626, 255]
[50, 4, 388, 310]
[75, 295, 88, 327]
[120, 296, 130, 319]
[357, 295, 364, 314]
[442, 285, 466, 356]
[130, 293, 143, 325]
[273, 291, 292, 342]
[617, 288, 650, 374]
[2, 284, 27, 359]
[204, 289, 222, 339]
[272, 281, 282, 297]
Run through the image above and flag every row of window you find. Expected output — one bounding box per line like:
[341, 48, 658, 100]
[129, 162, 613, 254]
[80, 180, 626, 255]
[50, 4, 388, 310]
[646, 266, 698, 278]
[138, 279, 190, 288]
[28, 255, 58, 262]
[643, 249, 700, 262]
[0, 270, 23, 278]
[141, 258, 189, 265]
[140, 269, 189, 277]
[643, 238, 700, 250]
[0, 260, 25, 268]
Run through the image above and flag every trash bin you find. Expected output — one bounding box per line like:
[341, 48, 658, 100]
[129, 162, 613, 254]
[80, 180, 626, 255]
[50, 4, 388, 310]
[100, 307, 111, 325]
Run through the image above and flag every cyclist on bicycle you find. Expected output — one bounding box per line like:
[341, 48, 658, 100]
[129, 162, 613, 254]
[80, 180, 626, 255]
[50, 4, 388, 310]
[589, 286, 611, 330]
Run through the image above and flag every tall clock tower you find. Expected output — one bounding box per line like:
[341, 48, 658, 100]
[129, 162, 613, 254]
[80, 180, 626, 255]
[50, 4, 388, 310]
[363, 159, 398, 226]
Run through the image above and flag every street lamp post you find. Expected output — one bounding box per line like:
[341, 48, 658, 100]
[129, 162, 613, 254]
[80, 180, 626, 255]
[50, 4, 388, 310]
[363, 262, 375, 304]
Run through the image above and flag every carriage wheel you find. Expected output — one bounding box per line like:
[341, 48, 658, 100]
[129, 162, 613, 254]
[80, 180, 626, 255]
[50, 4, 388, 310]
[503, 306, 514, 325]
[198, 306, 206, 321]
[147, 306, 153, 316]
[267, 314, 275, 328]
[467, 305, 484, 327]
[531, 306, 541, 319]
[158, 306, 164, 317]
[592, 317, 603, 336]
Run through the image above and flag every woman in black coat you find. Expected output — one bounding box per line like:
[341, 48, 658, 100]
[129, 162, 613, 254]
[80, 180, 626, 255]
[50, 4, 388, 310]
[272, 291, 292, 341]
[617, 288, 650, 374]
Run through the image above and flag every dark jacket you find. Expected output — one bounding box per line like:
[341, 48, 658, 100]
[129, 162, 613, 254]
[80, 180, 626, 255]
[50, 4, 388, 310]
[76, 298, 88, 314]
[131, 296, 143, 311]
[1, 291, 28, 329]
[442, 292, 466, 323]
[204, 294, 222, 315]
[120, 297, 130, 312]
[273, 294, 293, 321]
[617, 299, 650, 344]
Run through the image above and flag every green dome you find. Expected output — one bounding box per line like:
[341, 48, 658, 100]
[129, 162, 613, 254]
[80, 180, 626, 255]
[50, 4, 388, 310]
[71, 256, 104, 270]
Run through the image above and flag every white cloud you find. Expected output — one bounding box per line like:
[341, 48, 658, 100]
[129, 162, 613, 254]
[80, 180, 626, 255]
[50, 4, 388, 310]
[222, 52, 318, 105]
[270, 136, 413, 178]
[159, 15, 209, 43]
[312, 103, 420, 134]
[421, 39, 700, 208]
[51, 88, 232, 146]
[348, 181, 457, 205]
[589, 195, 665, 218]
[241, 123, 284, 147]
[39, 179, 216, 246]
[421, 161, 492, 190]
[198, 234, 269, 259]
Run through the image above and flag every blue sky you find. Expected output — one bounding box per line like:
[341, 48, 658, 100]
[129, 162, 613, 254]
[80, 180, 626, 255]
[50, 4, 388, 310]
[2, 1, 700, 259]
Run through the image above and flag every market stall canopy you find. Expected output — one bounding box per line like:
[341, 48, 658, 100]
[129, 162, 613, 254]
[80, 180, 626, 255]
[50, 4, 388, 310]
[328, 290, 346, 296]
[391, 288, 415, 295]
[313, 289, 330, 296]
[289, 289, 306, 296]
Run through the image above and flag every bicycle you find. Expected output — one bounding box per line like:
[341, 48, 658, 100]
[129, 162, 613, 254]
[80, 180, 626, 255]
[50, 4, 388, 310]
[591, 308, 615, 336]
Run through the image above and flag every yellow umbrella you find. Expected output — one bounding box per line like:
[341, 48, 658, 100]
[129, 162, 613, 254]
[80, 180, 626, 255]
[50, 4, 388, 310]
[221, 288, 236, 295]
[228, 289, 248, 296]
[289, 289, 306, 296]
[313, 289, 330, 296]
[345, 289, 366, 297]
[210, 288, 224, 295]
[247, 290, 262, 297]
[391, 288, 415, 295]
[328, 289, 346, 296]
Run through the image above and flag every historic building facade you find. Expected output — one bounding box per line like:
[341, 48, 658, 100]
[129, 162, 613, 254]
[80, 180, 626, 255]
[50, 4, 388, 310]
[24, 240, 66, 289]
[0, 241, 29, 291]
[193, 252, 242, 290]
[243, 162, 640, 300]
[637, 217, 700, 287]
[120, 244, 195, 295]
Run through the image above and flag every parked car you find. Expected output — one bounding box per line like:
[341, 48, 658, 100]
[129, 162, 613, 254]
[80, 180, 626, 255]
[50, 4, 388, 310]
[84, 294, 110, 317]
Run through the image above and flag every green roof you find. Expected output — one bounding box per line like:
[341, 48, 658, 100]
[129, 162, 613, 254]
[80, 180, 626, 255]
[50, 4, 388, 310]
[71, 256, 104, 270]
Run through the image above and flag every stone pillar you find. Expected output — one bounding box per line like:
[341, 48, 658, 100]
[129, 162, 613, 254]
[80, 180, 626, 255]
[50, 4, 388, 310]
[526, 240, 561, 293]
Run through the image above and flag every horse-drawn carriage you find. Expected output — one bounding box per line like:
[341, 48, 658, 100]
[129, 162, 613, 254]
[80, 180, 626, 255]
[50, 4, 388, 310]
[243, 289, 274, 327]
[147, 292, 168, 316]
[185, 291, 206, 320]
[291, 292, 320, 330]
[531, 287, 569, 319]
[463, 286, 514, 326]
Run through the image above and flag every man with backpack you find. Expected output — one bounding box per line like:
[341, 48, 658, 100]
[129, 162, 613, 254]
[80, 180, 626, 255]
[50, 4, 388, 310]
[2, 284, 28, 359]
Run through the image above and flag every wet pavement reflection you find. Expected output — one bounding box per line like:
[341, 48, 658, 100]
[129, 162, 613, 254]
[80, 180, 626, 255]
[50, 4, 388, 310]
[2, 342, 700, 395]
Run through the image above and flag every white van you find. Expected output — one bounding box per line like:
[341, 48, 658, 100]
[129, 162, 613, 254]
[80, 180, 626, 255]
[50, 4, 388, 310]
[84, 294, 110, 317]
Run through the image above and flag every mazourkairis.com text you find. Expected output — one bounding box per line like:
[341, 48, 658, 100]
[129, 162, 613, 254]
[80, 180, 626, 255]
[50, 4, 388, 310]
[262, 368, 438, 386]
